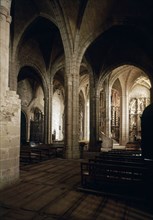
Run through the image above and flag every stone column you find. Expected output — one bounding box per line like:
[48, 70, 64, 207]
[120, 91, 129, 146]
[84, 96, 89, 141]
[27, 114, 30, 142]
[101, 77, 113, 151]
[0, 0, 21, 190]
[96, 91, 100, 140]
[89, 80, 97, 151]
[44, 95, 49, 144]
[47, 82, 53, 144]
[64, 60, 80, 159]
[105, 77, 111, 137]
[0, 1, 11, 98]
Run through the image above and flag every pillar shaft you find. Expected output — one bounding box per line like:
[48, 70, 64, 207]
[44, 95, 49, 144]
[105, 77, 111, 137]
[89, 78, 97, 151]
[0, 5, 11, 98]
[0, 1, 21, 190]
[120, 92, 129, 146]
[64, 61, 80, 159]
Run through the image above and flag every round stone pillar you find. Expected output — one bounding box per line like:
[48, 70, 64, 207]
[0, 1, 11, 98]
[89, 85, 97, 151]
[120, 91, 129, 146]
[104, 77, 111, 138]
[102, 77, 113, 151]
[0, 0, 21, 190]
[44, 95, 49, 144]
[64, 61, 80, 159]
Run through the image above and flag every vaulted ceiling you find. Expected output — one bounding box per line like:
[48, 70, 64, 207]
[11, 0, 153, 85]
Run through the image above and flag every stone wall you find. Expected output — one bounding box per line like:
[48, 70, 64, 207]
[0, 90, 21, 190]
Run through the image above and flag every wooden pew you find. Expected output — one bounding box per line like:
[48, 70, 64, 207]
[99, 150, 141, 157]
[20, 143, 65, 164]
[37, 143, 65, 158]
[88, 158, 147, 168]
[20, 146, 41, 163]
[80, 159, 153, 201]
[106, 149, 141, 156]
[50, 143, 65, 158]
[34, 144, 57, 159]
[96, 154, 143, 163]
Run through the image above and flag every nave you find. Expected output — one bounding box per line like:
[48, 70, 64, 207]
[0, 157, 153, 220]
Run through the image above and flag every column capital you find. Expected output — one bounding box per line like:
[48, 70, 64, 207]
[0, 5, 9, 18]
[6, 14, 11, 23]
[0, 0, 12, 10]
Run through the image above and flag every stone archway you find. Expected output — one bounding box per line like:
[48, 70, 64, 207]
[112, 65, 151, 147]
[98, 65, 151, 148]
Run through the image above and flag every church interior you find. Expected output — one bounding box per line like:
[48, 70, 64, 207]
[0, 0, 153, 219]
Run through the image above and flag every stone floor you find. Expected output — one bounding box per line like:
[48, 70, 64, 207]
[0, 158, 153, 220]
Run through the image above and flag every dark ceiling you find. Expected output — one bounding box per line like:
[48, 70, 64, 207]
[85, 25, 153, 76]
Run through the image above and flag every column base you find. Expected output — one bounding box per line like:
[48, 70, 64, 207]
[64, 146, 80, 159]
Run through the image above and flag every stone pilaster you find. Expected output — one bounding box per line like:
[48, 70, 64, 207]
[0, 0, 21, 189]
[0, 3, 11, 98]
[0, 91, 21, 190]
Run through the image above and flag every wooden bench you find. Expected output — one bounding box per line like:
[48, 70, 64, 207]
[80, 159, 153, 201]
[38, 143, 65, 158]
[99, 150, 141, 157]
[20, 147, 42, 163]
[88, 158, 148, 168]
[96, 154, 143, 163]
[20, 143, 64, 164]
[51, 144, 65, 158]
[106, 149, 141, 156]
[34, 144, 57, 159]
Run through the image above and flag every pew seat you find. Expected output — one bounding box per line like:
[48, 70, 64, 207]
[79, 160, 153, 201]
